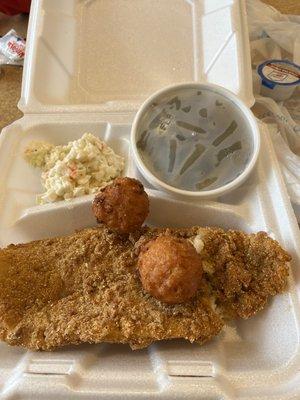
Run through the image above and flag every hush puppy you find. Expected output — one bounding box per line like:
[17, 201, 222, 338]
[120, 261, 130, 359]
[138, 235, 203, 304]
[92, 177, 149, 234]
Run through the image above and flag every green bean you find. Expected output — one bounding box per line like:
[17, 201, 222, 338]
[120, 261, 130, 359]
[137, 130, 150, 150]
[168, 96, 181, 110]
[182, 105, 191, 113]
[216, 141, 242, 166]
[199, 108, 207, 118]
[168, 139, 177, 173]
[213, 120, 237, 147]
[176, 121, 206, 134]
[196, 176, 218, 190]
[179, 143, 205, 175]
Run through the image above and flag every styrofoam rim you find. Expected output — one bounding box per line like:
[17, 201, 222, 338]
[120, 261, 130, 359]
[131, 82, 260, 198]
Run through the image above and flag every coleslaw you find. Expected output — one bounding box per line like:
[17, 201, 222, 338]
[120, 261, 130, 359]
[24, 133, 124, 204]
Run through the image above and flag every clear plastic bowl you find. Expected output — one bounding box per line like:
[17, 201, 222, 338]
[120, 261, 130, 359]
[131, 82, 260, 199]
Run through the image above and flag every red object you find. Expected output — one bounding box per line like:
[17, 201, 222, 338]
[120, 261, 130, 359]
[0, 0, 31, 15]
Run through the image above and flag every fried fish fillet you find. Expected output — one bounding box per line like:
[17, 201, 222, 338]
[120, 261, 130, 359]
[0, 226, 290, 350]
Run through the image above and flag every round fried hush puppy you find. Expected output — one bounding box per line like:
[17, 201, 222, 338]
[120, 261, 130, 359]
[92, 177, 149, 234]
[138, 236, 203, 304]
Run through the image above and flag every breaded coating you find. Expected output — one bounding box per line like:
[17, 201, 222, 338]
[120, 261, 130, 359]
[138, 236, 203, 304]
[92, 177, 149, 234]
[198, 228, 291, 319]
[139, 227, 290, 319]
[0, 226, 290, 351]
[0, 227, 222, 350]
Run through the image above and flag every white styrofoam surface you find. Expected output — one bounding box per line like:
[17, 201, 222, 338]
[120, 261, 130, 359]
[0, 116, 300, 399]
[1, 0, 299, 399]
[19, 0, 254, 114]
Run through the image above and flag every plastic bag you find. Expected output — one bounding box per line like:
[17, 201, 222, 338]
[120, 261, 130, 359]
[0, 29, 26, 66]
[246, 0, 300, 221]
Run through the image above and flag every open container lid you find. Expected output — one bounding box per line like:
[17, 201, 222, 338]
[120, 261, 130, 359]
[19, 0, 254, 115]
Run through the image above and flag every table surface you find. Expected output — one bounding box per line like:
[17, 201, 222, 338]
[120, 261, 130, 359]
[263, 0, 300, 14]
[0, 1, 299, 132]
[0, 13, 27, 130]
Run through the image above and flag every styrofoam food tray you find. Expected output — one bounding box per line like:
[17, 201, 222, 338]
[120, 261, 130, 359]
[0, 0, 300, 399]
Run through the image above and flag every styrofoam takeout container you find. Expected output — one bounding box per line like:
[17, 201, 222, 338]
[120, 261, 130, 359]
[0, 0, 300, 399]
[131, 82, 260, 199]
